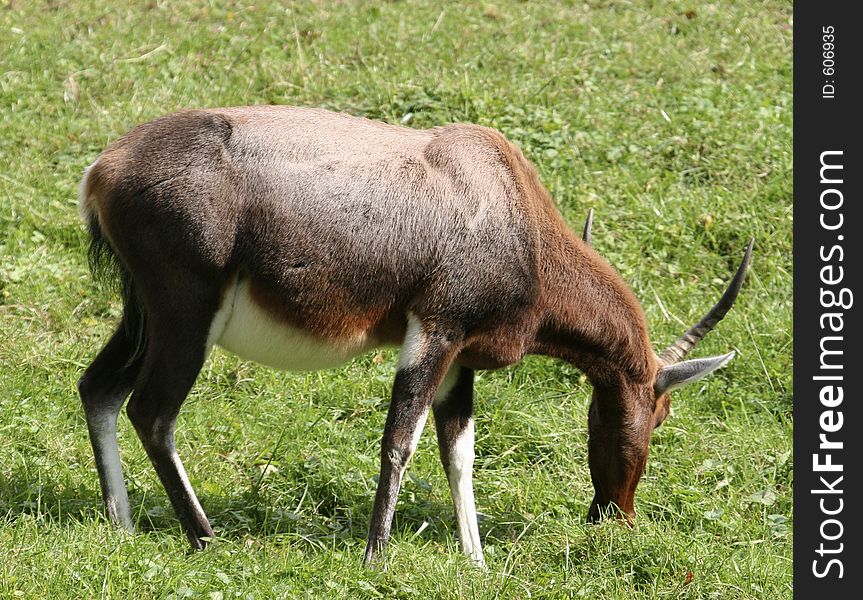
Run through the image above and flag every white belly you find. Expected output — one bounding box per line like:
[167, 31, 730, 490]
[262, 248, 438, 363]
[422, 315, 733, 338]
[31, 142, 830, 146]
[207, 279, 377, 371]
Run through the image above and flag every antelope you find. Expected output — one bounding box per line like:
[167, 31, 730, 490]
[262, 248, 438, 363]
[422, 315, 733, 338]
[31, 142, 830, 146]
[77, 106, 752, 565]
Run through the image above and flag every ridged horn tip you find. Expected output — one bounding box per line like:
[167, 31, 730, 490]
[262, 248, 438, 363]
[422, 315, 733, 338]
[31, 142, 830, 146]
[659, 238, 754, 364]
[582, 208, 594, 246]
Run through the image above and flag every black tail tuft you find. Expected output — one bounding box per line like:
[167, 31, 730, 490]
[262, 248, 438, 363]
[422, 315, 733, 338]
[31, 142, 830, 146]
[86, 215, 147, 367]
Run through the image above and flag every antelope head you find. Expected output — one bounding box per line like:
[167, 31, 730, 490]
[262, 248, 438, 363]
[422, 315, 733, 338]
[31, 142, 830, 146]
[584, 238, 754, 522]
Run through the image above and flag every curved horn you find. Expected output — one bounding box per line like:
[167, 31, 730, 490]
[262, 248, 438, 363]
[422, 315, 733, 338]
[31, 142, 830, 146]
[582, 208, 594, 246]
[659, 238, 754, 364]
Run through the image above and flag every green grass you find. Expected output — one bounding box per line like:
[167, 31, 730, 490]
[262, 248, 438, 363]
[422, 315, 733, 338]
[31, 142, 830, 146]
[0, 1, 791, 598]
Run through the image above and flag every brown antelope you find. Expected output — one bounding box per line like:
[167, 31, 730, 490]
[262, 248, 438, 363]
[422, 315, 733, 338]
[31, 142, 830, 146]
[77, 106, 752, 565]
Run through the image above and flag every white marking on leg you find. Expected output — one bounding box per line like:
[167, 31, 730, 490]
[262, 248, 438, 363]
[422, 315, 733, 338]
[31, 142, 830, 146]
[88, 412, 133, 530]
[447, 419, 484, 565]
[408, 411, 429, 460]
[397, 313, 426, 370]
[433, 366, 459, 406]
[170, 451, 211, 527]
[388, 409, 430, 483]
[393, 313, 438, 474]
[205, 277, 239, 356]
[148, 417, 211, 533]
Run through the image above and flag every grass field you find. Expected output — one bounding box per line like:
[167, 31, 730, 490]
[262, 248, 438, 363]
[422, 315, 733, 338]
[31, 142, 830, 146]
[0, 1, 791, 598]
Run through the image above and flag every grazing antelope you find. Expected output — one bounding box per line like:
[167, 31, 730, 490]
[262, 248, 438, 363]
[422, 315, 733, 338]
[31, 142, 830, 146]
[77, 106, 752, 565]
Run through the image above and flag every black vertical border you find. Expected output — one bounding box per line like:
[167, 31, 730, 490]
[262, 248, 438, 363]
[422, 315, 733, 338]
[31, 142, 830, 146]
[794, 3, 862, 597]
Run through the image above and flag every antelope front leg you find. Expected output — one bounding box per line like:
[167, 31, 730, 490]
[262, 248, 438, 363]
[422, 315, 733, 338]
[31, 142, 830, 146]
[433, 366, 484, 565]
[363, 315, 461, 565]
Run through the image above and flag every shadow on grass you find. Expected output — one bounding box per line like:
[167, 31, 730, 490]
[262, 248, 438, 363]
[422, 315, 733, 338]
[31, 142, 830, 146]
[186, 490, 463, 551]
[0, 467, 554, 560]
[0, 470, 667, 580]
[193, 493, 555, 561]
[0, 469, 104, 526]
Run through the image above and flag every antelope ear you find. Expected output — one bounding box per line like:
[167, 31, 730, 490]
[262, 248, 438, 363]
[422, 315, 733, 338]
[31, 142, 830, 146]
[654, 351, 736, 396]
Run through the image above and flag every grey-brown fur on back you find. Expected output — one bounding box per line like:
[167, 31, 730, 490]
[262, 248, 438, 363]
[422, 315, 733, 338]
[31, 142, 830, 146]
[83, 106, 542, 345]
